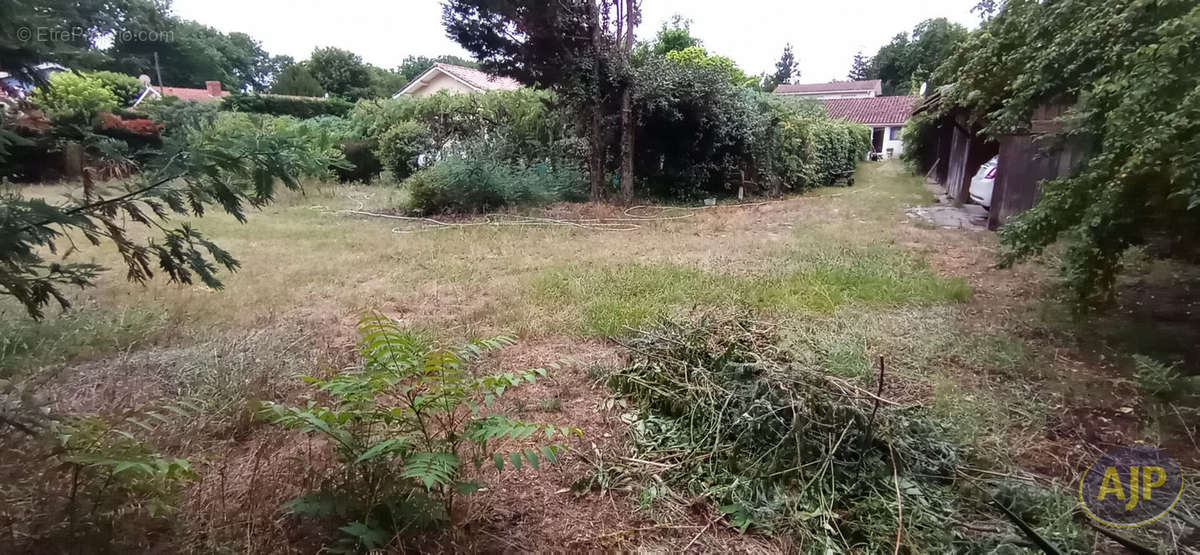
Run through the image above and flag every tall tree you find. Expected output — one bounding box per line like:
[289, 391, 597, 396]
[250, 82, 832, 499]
[443, 0, 628, 202]
[108, 17, 275, 91]
[633, 14, 700, 63]
[307, 47, 371, 100]
[867, 18, 967, 94]
[1, 0, 166, 80]
[365, 65, 409, 99]
[617, 0, 638, 203]
[772, 44, 798, 85]
[847, 51, 871, 80]
[761, 43, 798, 91]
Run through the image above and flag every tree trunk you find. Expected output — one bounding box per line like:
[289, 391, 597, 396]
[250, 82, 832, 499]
[590, 105, 604, 201]
[619, 89, 633, 203]
[618, 0, 636, 204]
[588, 0, 604, 202]
[63, 141, 84, 182]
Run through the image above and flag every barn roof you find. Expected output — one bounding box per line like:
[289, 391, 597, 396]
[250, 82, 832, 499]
[823, 96, 916, 125]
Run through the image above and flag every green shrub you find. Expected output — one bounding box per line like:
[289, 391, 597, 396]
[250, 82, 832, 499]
[376, 120, 433, 180]
[899, 111, 938, 173]
[295, 115, 358, 141]
[335, 139, 383, 183]
[223, 92, 354, 119]
[88, 71, 144, 106]
[405, 154, 585, 214]
[202, 112, 347, 179]
[0, 381, 197, 551]
[350, 89, 570, 163]
[262, 314, 578, 551]
[30, 72, 118, 123]
[768, 99, 872, 190]
[1133, 355, 1199, 401]
[633, 60, 869, 198]
[137, 98, 221, 136]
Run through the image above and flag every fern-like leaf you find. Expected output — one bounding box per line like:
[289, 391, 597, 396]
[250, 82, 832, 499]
[402, 452, 460, 489]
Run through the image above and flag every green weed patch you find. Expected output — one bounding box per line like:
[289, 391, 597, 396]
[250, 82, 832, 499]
[534, 245, 969, 337]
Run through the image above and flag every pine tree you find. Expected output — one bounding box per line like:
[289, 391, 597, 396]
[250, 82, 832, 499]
[848, 51, 871, 81]
[771, 43, 799, 87]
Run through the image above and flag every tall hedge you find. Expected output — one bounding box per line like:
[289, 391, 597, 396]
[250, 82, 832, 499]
[223, 92, 354, 119]
[350, 82, 868, 203]
[633, 59, 870, 198]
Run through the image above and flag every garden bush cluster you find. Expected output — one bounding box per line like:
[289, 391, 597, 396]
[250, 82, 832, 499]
[4, 63, 869, 212]
[336, 73, 867, 209]
[633, 57, 869, 199]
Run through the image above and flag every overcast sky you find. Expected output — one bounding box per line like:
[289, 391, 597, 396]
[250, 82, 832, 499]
[172, 0, 981, 83]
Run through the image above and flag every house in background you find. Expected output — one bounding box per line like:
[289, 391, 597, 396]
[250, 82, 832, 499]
[394, 63, 520, 98]
[773, 80, 915, 158]
[774, 79, 881, 99]
[132, 80, 230, 107]
[824, 95, 916, 158]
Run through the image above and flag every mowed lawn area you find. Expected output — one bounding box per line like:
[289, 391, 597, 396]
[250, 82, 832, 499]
[3, 161, 1194, 550]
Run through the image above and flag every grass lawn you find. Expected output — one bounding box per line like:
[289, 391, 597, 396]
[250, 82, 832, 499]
[3, 160, 1196, 551]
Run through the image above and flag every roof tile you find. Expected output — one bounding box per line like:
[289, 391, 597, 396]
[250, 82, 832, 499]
[775, 79, 882, 94]
[823, 96, 916, 125]
[157, 86, 229, 102]
[435, 63, 521, 91]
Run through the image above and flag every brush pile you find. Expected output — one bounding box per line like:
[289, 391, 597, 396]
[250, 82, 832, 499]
[609, 316, 962, 550]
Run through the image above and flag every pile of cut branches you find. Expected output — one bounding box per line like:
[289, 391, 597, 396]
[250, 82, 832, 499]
[606, 316, 1085, 552]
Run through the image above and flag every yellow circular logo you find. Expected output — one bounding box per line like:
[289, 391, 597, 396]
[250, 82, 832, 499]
[1078, 446, 1184, 528]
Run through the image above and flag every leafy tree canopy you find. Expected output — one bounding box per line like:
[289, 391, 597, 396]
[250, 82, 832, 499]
[931, 0, 1200, 306]
[108, 16, 276, 91]
[441, 0, 601, 94]
[365, 65, 408, 99]
[866, 18, 967, 94]
[307, 47, 372, 101]
[0, 0, 161, 81]
[633, 14, 701, 64]
[271, 63, 325, 97]
[664, 47, 757, 88]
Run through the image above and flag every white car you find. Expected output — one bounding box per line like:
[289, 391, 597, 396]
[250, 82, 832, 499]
[969, 156, 998, 208]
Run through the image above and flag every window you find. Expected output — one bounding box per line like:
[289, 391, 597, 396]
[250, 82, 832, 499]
[889, 126, 903, 140]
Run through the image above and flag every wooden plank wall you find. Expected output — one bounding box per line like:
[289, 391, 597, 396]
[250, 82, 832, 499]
[934, 122, 952, 185]
[945, 125, 971, 204]
[988, 134, 1086, 229]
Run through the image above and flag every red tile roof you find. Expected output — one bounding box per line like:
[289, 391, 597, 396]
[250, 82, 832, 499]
[434, 63, 520, 91]
[775, 79, 882, 95]
[156, 85, 229, 102]
[823, 96, 916, 125]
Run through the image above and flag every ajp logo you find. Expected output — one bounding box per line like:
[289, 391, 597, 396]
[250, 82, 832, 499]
[1079, 445, 1183, 527]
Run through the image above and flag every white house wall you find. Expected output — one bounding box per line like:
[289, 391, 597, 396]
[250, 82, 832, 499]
[406, 72, 478, 97]
[874, 125, 905, 158]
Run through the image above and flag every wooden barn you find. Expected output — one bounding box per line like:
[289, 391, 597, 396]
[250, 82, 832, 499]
[912, 91, 1087, 230]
